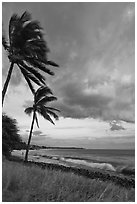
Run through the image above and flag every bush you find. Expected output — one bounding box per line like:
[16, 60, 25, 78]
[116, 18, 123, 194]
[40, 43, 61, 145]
[2, 113, 22, 157]
[121, 167, 135, 176]
[2, 142, 11, 157]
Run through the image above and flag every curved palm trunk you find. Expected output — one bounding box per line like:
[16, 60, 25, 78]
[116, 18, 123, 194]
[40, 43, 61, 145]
[25, 110, 36, 162]
[2, 62, 14, 106]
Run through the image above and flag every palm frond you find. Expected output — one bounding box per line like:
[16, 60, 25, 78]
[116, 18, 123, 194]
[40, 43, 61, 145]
[37, 106, 55, 125]
[9, 13, 19, 36]
[37, 96, 57, 105]
[46, 106, 60, 112]
[19, 61, 46, 85]
[20, 11, 31, 23]
[9, 12, 31, 44]
[22, 28, 43, 43]
[20, 20, 43, 49]
[26, 39, 49, 54]
[47, 60, 59, 67]
[19, 65, 42, 86]
[23, 20, 42, 32]
[44, 113, 55, 125]
[46, 109, 59, 120]
[35, 86, 53, 103]
[26, 58, 54, 75]
[24, 107, 34, 115]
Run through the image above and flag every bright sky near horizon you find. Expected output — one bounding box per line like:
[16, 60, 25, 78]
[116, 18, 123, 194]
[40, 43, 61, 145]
[2, 2, 135, 149]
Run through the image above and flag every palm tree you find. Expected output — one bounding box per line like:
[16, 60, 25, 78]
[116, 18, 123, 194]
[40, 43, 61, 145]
[24, 86, 60, 162]
[2, 11, 59, 106]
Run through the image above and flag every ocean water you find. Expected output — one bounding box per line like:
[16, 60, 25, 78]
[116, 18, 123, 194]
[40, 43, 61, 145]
[36, 148, 135, 157]
[30, 148, 135, 168]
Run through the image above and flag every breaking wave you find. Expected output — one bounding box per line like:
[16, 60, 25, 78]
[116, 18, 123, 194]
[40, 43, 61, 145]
[60, 158, 116, 171]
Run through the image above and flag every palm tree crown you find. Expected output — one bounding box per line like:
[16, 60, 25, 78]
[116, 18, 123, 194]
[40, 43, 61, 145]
[25, 85, 59, 126]
[2, 11, 59, 105]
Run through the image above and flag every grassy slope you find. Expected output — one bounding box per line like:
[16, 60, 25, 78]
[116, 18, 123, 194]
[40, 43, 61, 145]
[2, 160, 135, 202]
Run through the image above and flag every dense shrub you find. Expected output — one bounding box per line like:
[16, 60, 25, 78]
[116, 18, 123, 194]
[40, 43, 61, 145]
[2, 113, 22, 157]
[121, 167, 135, 176]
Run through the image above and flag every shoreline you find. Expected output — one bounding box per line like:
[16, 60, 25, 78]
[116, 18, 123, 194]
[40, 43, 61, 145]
[12, 149, 135, 174]
[12, 149, 117, 171]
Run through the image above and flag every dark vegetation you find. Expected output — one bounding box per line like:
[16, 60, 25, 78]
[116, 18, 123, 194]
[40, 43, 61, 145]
[121, 167, 135, 176]
[2, 113, 25, 157]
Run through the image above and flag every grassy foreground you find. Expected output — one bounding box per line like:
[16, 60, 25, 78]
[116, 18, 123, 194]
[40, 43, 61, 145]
[2, 159, 135, 202]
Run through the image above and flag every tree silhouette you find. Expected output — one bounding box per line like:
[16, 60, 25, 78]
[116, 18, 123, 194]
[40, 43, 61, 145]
[2, 11, 59, 106]
[2, 113, 22, 157]
[24, 86, 60, 162]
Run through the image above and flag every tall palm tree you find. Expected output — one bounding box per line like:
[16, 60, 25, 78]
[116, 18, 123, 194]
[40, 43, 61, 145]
[24, 86, 60, 162]
[2, 11, 59, 106]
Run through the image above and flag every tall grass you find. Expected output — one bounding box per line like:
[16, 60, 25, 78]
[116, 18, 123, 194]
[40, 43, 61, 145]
[2, 160, 135, 202]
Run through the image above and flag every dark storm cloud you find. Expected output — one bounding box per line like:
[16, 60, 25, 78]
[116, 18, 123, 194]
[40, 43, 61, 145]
[54, 75, 134, 123]
[54, 101, 88, 119]
[53, 81, 111, 120]
[61, 82, 111, 109]
[51, 3, 134, 123]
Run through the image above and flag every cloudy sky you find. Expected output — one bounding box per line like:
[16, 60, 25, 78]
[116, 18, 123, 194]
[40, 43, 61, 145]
[2, 2, 135, 149]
